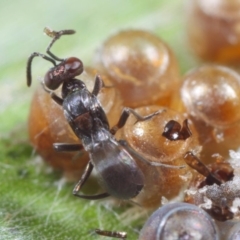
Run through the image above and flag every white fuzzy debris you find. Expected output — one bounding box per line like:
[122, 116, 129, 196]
[229, 149, 240, 160]
[179, 171, 192, 182]
[191, 145, 203, 155]
[231, 198, 240, 213]
[184, 188, 197, 196]
[229, 150, 240, 176]
[198, 186, 208, 194]
[184, 149, 240, 219]
[199, 196, 212, 209]
[161, 196, 169, 205]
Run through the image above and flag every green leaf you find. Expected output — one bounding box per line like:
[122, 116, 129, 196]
[0, 1, 200, 239]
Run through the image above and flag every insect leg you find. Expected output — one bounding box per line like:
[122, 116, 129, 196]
[184, 152, 222, 185]
[92, 74, 113, 96]
[73, 162, 110, 200]
[110, 107, 165, 135]
[94, 229, 127, 239]
[119, 140, 185, 169]
[41, 82, 64, 106]
[92, 75, 105, 96]
[53, 143, 83, 152]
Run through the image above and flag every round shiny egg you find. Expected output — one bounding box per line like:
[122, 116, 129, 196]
[95, 29, 181, 108]
[186, 0, 240, 63]
[181, 65, 240, 163]
[139, 202, 219, 240]
[116, 105, 200, 208]
[181, 65, 240, 128]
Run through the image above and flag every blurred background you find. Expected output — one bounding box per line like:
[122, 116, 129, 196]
[0, 1, 198, 239]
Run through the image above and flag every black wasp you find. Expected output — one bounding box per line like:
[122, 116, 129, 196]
[26, 27, 171, 203]
[27, 27, 190, 239]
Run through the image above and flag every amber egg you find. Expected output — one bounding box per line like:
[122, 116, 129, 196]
[186, 0, 240, 63]
[181, 65, 240, 163]
[94, 30, 181, 108]
[28, 67, 122, 177]
[181, 65, 240, 128]
[116, 105, 199, 208]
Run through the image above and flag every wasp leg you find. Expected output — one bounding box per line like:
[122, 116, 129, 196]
[119, 140, 185, 169]
[53, 143, 83, 152]
[110, 107, 165, 135]
[41, 82, 64, 106]
[73, 161, 110, 200]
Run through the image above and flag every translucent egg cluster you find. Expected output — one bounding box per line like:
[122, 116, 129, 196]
[28, 2, 240, 238]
